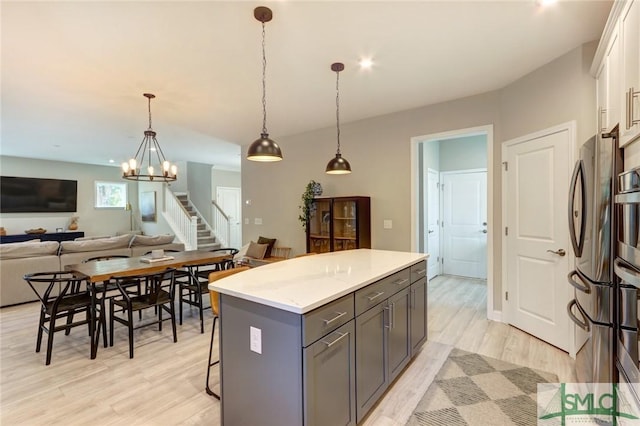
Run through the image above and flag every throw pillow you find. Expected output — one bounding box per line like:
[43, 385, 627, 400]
[257, 236, 276, 258]
[245, 241, 268, 260]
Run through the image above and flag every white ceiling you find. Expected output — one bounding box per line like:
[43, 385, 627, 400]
[1, 0, 612, 172]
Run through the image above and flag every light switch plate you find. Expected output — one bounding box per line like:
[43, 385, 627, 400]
[254, 218, 263, 225]
[250, 326, 262, 354]
[244, 218, 249, 225]
[384, 219, 393, 229]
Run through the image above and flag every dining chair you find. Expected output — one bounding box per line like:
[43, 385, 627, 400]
[109, 268, 177, 358]
[83, 255, 142, 323]
[178, 252, 236, 334]
[206, 265, 250, 399]
[23, 271, 105, 365]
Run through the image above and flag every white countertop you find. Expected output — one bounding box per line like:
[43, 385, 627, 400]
[209, 249, 428, 314]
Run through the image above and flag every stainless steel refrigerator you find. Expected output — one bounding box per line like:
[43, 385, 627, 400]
[568, 132, 620, 383]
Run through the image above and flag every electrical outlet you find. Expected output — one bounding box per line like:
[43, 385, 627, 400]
[244, 218, 249, 225]
[250, 326, 262, 354]
[384, 219, 393, 229]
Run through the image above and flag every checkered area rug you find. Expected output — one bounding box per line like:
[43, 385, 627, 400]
[406, 348, 558, 426]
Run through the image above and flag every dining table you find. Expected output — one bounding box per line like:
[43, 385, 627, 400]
[64, 250, 233, 358]
[65, 250, 233, 283]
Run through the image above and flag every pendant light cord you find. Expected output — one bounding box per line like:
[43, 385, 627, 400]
[335, 69, 341, 155]
[261, 20, 268, 135]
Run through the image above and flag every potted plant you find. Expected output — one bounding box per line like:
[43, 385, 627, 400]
[298, 180, 322, 230]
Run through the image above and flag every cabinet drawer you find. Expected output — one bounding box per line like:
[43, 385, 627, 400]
[303, 294, 354, 347]
[355, 268, 410, 316]
[410, 261, 427, 283]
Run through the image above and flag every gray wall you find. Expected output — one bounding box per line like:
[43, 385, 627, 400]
[187, 161, 214, 224]
[0, 156, 138, 237]
[241, 42, 598, 312]
[212, 169, 241, 193]
[439, 135, 487, 171]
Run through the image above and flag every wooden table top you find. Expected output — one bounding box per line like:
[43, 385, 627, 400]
[64, 250, 232, 283]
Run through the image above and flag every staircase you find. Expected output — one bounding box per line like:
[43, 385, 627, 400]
[176, 194, 221, 251]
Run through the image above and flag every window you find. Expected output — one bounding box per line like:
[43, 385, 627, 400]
[95, 181, 127, 209]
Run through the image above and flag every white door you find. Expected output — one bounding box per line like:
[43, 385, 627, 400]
[442, 170, 487, 279]
[216, 186, 241, 249]
[503, 125, 571, 352]
[426, 169, 440, 280]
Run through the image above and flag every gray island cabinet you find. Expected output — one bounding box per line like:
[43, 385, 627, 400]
[210, 249, 428, 426]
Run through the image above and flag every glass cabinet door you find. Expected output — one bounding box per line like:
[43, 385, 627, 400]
[333, 199, 357, 251]
[309, 199, 332, 253]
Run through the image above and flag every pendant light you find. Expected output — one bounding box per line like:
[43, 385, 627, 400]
[122, 93, 177, 182]
[326, 62, 351, 174]
[247, 6, 283, 162]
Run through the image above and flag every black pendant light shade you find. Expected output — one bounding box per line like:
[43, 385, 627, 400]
[326, 153, 352, 174]
[248, 6, 282, 162]
[326, 62, 351, 174]
[247, 133, 282, 162]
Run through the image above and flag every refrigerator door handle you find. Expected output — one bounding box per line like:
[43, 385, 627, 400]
[568, 160, 586, 258]
[568, 270, 591, 294]
[567, 299, 590, 332]
[614, 258, 640, 287]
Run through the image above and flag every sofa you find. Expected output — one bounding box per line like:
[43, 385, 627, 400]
[0, 234, 184, 307]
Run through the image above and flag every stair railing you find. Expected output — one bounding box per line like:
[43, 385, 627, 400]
[188, 201, 224, 248]
[164, 187, 198, 250]
[212, 200, 230, 249]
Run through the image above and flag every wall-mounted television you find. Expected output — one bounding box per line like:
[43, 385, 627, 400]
[0, 176, 78, 213]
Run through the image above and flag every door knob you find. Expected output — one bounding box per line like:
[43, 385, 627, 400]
[428, 230, 434, 234]
[481, 229, 487, 233]
[547, 249, 566, 257]
[482, 222, 487, 226]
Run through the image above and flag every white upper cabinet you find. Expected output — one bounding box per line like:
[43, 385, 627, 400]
[620, 0, 640, 146]
[597, 24, 621, 133]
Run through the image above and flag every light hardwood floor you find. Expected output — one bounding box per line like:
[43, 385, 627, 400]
[0, 275, 576, 425]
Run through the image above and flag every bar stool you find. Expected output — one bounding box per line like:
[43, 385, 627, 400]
[205, 266, 250, 398]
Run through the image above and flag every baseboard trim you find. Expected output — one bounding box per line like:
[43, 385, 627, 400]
[488, 309, 502, 322]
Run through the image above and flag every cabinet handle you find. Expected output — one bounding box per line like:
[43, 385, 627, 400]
[415, 269, 426, 275]
[322, 311, 347, 326]
[411, 288, 416, 309]
[393, 278, 409, 286]
[628, 88, 640, 130]
[383, 306, 391, 329]
[367, 291, 385, 302]
[600, 107, 607, 132]
[391, 302, 395, 329]
[321, 331, 349, 348]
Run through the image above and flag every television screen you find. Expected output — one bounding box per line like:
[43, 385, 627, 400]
[0, 176, 78, 213]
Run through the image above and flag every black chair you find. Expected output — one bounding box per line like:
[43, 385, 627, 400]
[23, 271, 106, 365]
[109, 268, 178, 358]
[178, 251, 236, 334]
[83, 255, 142, 323]
[205, 265, 250, 398]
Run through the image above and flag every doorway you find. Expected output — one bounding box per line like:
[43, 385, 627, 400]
[216, 186, 242, 249]
[411, 125, 495, 320]
[441, 169, 487, 279]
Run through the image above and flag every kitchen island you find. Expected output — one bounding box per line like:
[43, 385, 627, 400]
[210, 249, 428, 425]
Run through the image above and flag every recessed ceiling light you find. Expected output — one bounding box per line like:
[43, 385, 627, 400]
[109, 159, 115, 163]
[359, 58, 374, 70]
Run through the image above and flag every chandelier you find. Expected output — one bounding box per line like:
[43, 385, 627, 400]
[122, 93, 177, 182]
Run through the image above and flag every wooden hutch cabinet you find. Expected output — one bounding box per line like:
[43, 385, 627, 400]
[306, 196, 371, 254]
